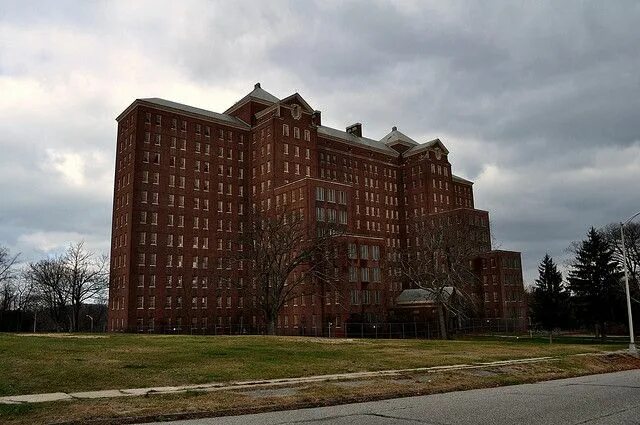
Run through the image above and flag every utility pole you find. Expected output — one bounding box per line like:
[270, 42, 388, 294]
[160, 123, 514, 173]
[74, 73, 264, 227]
[620, 216, 638, 355]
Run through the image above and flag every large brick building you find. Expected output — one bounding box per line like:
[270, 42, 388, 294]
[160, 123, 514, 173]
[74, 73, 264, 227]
[108, 83, 526, 334]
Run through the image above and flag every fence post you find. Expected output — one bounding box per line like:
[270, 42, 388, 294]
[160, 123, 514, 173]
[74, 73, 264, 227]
[361, 323, 364, 339]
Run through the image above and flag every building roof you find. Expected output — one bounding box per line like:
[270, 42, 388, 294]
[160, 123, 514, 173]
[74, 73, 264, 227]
[138, 98, 249, 127]
[317, 125, 399, 156]
[123, 85, 453, 160]
[404, 138, 449, 157]
[380, 126, 419, 148]
[224, 83, 279, 114]
[452, 174, 474, 185]
[395, 288, 454, 305]
[115, 98, 250, 128]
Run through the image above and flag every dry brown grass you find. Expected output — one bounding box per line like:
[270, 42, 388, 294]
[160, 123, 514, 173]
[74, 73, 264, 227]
[2, 353, 638, 425]
[0, 333, 625, 397]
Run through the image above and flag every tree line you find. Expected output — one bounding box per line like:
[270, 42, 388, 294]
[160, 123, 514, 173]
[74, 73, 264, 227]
[530, 223, 640, 340]
[0, 242, 108, 332]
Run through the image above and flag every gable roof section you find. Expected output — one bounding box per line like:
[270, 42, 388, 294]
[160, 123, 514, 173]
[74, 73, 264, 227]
[116, 98, 250, 129]
[317, 125, 399, 156]
[279, 92, 314, 112]
[224, 83, 279, 114]
[404, 138, 449, 157]
[380, 126, 419, 148]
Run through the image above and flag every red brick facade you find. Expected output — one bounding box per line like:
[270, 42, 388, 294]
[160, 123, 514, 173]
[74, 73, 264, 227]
[108, 83, 526, 334]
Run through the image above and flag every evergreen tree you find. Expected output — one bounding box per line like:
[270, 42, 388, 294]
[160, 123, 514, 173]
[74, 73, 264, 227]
[531, 254, 570, 337]
[567, 227, 623, 339]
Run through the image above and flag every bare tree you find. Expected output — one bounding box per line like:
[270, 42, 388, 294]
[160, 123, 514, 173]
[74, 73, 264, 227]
[396, 215, 483, 338]
[236, 210, 343, 335]
[0, 246, 19, 309]
[64, 242, 109, 332]
[24, 256, 69, 331]
[0, 246, 20, 329]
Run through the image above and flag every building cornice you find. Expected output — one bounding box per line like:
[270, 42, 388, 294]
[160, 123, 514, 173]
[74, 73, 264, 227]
[116, 99, 251, 130]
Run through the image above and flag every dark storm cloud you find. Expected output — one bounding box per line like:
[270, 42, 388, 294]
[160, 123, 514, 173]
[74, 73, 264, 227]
[1, 0, 639, 282]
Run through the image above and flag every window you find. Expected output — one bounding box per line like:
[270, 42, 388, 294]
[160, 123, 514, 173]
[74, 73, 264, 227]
[283, 124, 289, 136]
[372, 267, 381, 282]
[338, 191, 347, 204]
[304, 129, 310, 141]
[360, 245, 369, 260]
[348, 243, 357, 259]
[294, 127, 300, 139]
[339, 211, 347, 224]
[316, 187, 325, 201]
[371, 245, 380, 260]
[361, 267, 370, 282]
[349, 266, 357, 282]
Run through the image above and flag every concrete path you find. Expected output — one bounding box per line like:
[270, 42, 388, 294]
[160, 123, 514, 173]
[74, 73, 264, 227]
[0, 356, 556, 404]
[146, 369, 640, 425]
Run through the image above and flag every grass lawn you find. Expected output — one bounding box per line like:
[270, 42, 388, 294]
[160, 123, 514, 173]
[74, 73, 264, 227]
[0, 333, 626, 398]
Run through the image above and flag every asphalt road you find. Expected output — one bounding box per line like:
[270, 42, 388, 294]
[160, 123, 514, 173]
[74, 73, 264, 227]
[145, 369, 640, 424]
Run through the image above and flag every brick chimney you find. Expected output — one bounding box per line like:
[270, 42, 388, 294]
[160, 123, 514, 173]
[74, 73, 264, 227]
[312, 110, 322, 126]
[346, 123, 362, 137]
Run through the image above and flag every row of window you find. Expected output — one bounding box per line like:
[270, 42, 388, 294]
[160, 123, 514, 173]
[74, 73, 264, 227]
[137, 253, 242, 270]
[349, 289, 382, 305]
[347, 244, 381, 261]
[133, 295, 246, 310]
[483, 291, 524, 303]
[282, 124, 311, 141]
[315, 208, 348, 224]
[283, 161, 311, 176]
[120, 274, 247, 291]
[143, 132, 244, 158]
[319, 154, 396, 178]
[144, 113, 243, 142]
[138, 203, 244, 227]
[141, 184, 243, 208]
[282, 143, 311, 158]
[275, 188, 305, 207]
[348, 266, 382, 282]
[315, 187, 348, 204]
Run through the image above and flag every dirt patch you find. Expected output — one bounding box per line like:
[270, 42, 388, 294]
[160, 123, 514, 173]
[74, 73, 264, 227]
[238, 387, 299, 399]
[14, 334, 107, 339]
[270, 336, 367, 345]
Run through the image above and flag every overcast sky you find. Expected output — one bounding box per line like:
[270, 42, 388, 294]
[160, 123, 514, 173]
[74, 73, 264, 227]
[1, 1, 639, 284]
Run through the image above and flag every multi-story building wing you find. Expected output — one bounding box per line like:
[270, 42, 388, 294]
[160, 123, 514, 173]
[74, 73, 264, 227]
[108, 83, 526, 334]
